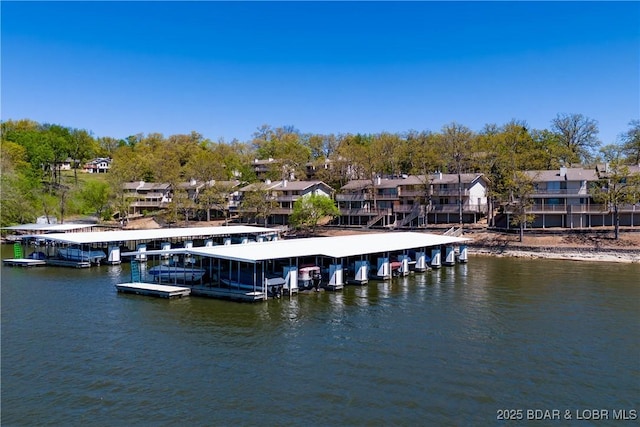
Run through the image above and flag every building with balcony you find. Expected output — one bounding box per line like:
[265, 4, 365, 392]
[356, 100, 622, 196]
[237, 180, 334, 225]
[336, 173, 489, 227]
[498, 166, 640, 229]
[83, 157, 111, 173]
[122, 181, 172, 216]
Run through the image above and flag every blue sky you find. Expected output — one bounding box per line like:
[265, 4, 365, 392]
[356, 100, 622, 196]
[2, 1, 638, 145]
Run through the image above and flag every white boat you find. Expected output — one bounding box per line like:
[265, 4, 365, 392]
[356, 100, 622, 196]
[57, 247, 106, 264]
[148, 264, 206, 283]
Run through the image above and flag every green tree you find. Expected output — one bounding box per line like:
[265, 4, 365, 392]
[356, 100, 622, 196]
[69, 128, 97, 186]
[240, 183, 276, 226]
[507, 171, 536, 242]
[592, 145, 640, 239]
[80, 181, 111, 219]
[289, 194, 340, 233]
[441, 122, 474, 225]
[198, 181, 235, 223]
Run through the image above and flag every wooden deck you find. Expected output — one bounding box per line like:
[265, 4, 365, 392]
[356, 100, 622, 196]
[2, 258, 47, 267]
[115, 282, 191, 298]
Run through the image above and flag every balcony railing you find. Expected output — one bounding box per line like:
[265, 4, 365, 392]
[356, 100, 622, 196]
[394, 205, 418, 213]
[336, 194, 368, 202]
[398, 190, 428, 198]
[375, 193, 400, 200]
[274, 195, 301, 202]
[533, 188, 588, 196]
[339, 208, 389, 216]
[432, 189, 471, 197]
[130, 201, 169, 208]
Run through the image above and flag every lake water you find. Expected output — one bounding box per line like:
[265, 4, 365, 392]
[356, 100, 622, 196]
[1, 244, 638, 426]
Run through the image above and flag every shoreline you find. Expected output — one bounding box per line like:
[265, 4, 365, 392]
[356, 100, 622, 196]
[467, 245, 640, 264]
[4, 217, 639, 264]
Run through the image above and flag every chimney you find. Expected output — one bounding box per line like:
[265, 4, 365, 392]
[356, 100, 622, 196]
[189, 178, 196, 186]
[560, 166, 567, 178]
[433, 171, 442, 180]
[283, 179, 288, 188]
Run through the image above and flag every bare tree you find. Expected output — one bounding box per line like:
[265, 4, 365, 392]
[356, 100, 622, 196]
[620, 120, 640, 165]
[551, 113, 600, 165]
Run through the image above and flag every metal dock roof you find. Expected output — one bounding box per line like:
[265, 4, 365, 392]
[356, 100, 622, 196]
[186, 232, 470, 263]
[3, 223, 98, 232]
[20, 226, 276, 245]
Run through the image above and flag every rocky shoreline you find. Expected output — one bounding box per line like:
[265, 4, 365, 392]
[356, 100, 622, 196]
[467, 244, 640, 264]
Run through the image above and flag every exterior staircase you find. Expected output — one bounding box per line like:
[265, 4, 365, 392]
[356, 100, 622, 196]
[444, 226, 464, 237]
[395, 206, 422, 228]
[366, 210, 390, 228]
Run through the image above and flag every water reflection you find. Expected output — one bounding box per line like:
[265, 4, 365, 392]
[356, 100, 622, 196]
[2, 244, 639, 426]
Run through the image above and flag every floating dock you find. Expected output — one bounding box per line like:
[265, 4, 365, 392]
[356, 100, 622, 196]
[115, 282, 191, 298]
[2, 259, 47, 267]
[4, 225, 278, 268]
[120, 231, 471, 302]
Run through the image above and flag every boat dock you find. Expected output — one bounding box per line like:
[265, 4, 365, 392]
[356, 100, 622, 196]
[2, 258, 47, 267]
[3, 225, 278, 267]
[115, 282, 191, 298]
[120, 231, 470, 301]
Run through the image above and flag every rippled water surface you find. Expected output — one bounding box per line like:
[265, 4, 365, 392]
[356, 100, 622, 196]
[2, 244, 639, 426]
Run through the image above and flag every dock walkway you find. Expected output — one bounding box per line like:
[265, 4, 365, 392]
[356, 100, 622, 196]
[3, 259, 47, 267]
[115, 282, 191, 298]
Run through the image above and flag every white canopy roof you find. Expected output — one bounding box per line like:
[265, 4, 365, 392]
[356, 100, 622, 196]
[187, 232, 470, 263]
[3, 223, 96, 232]
[20, 226, 276, 245]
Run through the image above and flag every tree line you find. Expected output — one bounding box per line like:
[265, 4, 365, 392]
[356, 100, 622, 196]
[1, 115, 639, 228]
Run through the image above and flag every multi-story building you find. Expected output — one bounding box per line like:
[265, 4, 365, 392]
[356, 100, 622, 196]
[83, 158, 111, 173]
[336, 173, 489, 227]
[122, 181, 172, 216]
[238, 180, 334, 225]
[498, 166, 640, 229]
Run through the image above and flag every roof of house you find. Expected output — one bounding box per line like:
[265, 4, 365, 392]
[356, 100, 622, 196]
[596, 163, 640, 176]
[240, 180, 331, 192]
[122, 182, 172, 191]
[523, 168, 598, 182]
[340, 174, 486, 191]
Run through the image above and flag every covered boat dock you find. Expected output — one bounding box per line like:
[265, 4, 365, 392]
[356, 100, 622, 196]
[3, 225, 278, 267]
[120, 232, 470, 301]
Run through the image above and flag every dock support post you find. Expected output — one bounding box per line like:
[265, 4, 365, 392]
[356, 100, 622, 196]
[353, 260, 369, 284]
[376, 257, 390, 279]
[136, 244, 147, 262]
[398, 254, 410, 276]
[284, 266, 298, 295]
[108, 245, 121, 264]
[430, 248, 441, 269]
[329, 263, 343, 289]
[414, 251, 427, 272]
[161, 242, 171, 259]
[444, 246, 455, 266]
[458, 245, 468, 263]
